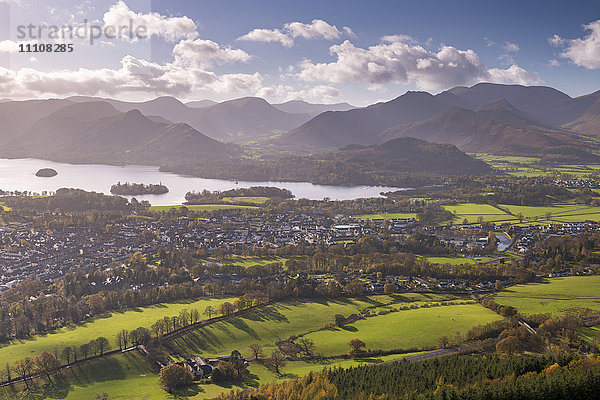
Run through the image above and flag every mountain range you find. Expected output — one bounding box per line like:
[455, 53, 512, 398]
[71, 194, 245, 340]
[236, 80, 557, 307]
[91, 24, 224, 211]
[1, 83, 600, 176]
[278, 83, 600, 157]
[65, 95, 351, 143]
[0, 101, 233, 164]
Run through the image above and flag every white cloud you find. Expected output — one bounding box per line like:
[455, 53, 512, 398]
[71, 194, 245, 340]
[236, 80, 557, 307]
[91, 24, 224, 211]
[487, 65, 541, 86]
[483, 37, 495, 47]
[296, 40, 541, 91]
[0, 40, 21, 53]
[238, 19, 352, 47]
[503, 42, 519, 52]
[381, 35, 418, 44]
[173, 39, 251, 68]
[285, 19, 350, 40]
[548, 59, 560, 67]
[0, 40, 36, 53]
[548, 34, 565, 47]
[238, 29, 294, 47]
[0, 52, 262, 98]
[257, 84, 340, 103]
[102, 0, 197, 41]
[551, 20, 600, 69]
[498, 53, 515, 65]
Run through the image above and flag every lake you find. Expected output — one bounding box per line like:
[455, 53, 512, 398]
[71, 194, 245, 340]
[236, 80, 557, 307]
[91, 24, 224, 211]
[0, 158, 407, 206]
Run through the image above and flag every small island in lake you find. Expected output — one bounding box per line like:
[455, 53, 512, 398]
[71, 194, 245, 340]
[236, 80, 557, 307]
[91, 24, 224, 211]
[35, 168, 58, 177]
[110, 182, 169, 195]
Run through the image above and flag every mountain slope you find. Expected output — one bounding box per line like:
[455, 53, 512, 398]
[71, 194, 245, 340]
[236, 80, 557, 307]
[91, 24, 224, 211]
[279, 91, 450, 148]
[186, 99, 218, 108]
[319, 137, 493, 175]
[272, 100, 355, 115]
[163, 136, 493, 187]
[188, 97, 312, 142]
[559, 91, 600, 136]
[436, 83, 572, 125]
[378, 105, 585, 154]
[68, 95, 312, 142]
[3, 101, 233, 164]
[0, 99, 75, 143]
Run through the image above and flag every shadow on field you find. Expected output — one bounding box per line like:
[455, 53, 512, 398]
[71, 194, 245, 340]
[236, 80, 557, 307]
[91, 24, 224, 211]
[229, 318, 259, 339]
[171, 327, 225, 354]
[172, 384, 203, 398]
[2, 376, 71, 400]
[244, 307, 288, 323]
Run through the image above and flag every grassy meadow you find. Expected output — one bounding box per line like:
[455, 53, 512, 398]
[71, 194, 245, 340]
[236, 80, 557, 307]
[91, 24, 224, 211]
[149, 204, 258, 213]
[0, 297, 236, 367]
[494, 276, 600, 316]
[221, 196, 270, 204]
[443, 203, 600, 226]
[474, 154, 600, 179]
[165, 295, 497, 359]
[0, 349, 428, 400]
[302, 303, 501, 356]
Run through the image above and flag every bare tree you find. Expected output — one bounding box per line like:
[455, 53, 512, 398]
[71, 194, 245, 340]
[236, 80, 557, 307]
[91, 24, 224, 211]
[248, 343, 265, 360]
[296, 338, 316, 358]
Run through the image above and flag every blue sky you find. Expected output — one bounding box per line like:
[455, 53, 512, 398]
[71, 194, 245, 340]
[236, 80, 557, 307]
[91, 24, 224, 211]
[0, 0, 599, 105]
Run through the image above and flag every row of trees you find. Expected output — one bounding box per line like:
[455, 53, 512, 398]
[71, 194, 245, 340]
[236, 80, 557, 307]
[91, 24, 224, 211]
[2, 335, 110, 387]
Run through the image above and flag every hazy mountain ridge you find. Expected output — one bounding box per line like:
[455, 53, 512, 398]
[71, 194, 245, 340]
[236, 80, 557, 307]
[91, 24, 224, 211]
[278, 83, 600, 155]
[279, 91, 449, 147]
[66, 95, 313, 143]
[272, 100, 355, 115]
[1, 101, 234, 164]
[162, 136, 492, 188]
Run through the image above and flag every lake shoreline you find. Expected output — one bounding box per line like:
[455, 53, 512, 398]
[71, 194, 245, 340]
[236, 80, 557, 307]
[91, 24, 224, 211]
[0, 158, 406, 206]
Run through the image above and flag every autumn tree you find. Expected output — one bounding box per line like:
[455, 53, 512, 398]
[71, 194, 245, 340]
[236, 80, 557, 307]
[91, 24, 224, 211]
[61, 347, 73, 365]
[14, 357, 34, 389]
[384, 282, 396, 294]
[344, 279, 365, 296]
[437, 336, 450, 349]
[204, 305, 215, 319]
[248, 343, 264, 361]
[35, 351, 60, 382]
[267, 350, 286, 375]
[219, 302, 235, 316]
[297, 338, 316, 358]
[95, 337, 110, 355]
[348, 338, 366, 358]
[496, 335, 522, 354]
[495, 280, 504, 291]
[116, 329, 130, 350]
[158, 364, 192, 393]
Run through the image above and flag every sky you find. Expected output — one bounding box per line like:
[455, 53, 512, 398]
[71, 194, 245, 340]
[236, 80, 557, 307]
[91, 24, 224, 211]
[0, 0, 599, 106]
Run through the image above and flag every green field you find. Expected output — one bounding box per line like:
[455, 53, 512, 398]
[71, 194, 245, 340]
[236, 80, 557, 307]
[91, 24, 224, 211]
[578, 325, 600, 346]
[166, 295, 495, 359]
[211, 256, 291, 268]
[149, 204, 258, 212]
[0, 294, 497, 399]
[474, 154, 600, 179]
[424, 255, 476, 265]
[166, 298, 385, 358]
[302, 303, 502, 356]
[353, 213, 418, 220]
[0, 351, 170, 400]
[495, 276, 600, 316]
[0, 297, 236, 367]
[222, 196, 269, 204]
[444, 203, 600, 226]
[0, 348, 429, 400]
